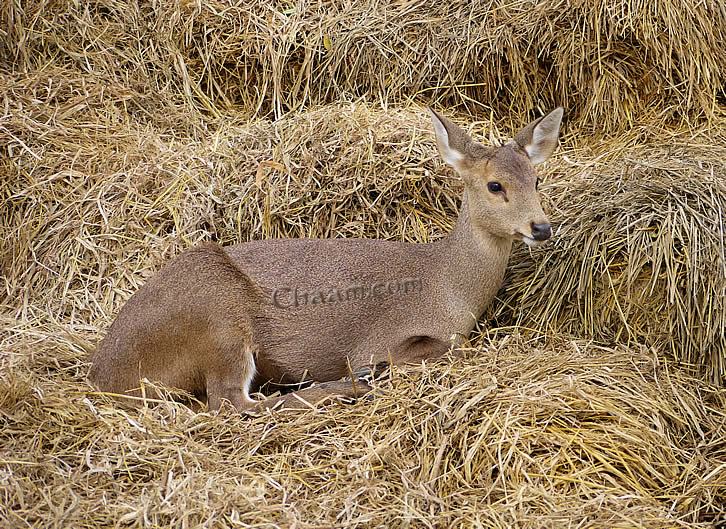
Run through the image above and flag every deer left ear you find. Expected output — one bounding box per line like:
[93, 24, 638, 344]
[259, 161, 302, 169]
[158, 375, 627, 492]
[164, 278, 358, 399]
[513, 107, 564, 165]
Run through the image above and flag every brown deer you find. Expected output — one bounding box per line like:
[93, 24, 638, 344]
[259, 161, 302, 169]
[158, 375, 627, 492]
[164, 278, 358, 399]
[88, 107, 564, 411]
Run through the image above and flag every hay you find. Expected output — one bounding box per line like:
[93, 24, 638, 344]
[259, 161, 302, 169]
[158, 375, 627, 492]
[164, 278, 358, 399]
[2, 318, 725, 527]
[2, 69, 724, 380]
[492, 122, 726, 384]
[2, 88, 725, 527]
[2, 3, 726, 522]
[1, 71, 460, 323]
[4, 0, 725, 130]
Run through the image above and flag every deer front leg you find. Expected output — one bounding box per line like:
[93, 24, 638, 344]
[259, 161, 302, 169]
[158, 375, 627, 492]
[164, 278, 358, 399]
[206, 348, 380, 412]
[242, 337, 452, 412]
[248, 377, 374, 411]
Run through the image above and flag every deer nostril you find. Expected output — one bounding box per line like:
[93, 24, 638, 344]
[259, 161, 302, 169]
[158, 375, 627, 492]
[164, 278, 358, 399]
[530, 222, 552, 241]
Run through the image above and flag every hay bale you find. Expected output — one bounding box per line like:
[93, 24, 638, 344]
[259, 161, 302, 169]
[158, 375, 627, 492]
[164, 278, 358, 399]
[3, 2, 725, 525]
[2, 65, 725, 381]
[1, 72, 459, 323]
[1, 37, 725, 529]
[4, 0, 725, 131]
[491, 123, 726, 384]
[1, 321, 724, 527]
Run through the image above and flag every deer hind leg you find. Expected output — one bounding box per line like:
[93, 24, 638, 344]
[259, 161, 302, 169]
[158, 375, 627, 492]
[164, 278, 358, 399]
[205, 337, 258, 411]
[205, 337, 448, 413]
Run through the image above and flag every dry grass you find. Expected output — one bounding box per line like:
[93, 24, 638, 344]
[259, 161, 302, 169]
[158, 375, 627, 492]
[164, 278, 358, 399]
[2, 73, 724, 380]
[2, 87, 725, 527]
[493, 122, 726, 384]
[1, 71, 458, 324]
[2, 0, 726, 526]
[4, 0, 725, 130]
[2, 318, 725, 527]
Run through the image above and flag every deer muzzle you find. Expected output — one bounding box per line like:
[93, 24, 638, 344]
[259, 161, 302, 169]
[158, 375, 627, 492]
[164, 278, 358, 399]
[530, 222, 552, 241]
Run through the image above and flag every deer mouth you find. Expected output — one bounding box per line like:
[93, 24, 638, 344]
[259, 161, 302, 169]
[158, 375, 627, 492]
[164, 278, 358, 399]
[517, 232, 541, 247]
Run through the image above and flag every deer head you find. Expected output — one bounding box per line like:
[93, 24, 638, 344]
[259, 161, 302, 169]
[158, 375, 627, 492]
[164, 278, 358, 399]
[430, 107, 563, 246]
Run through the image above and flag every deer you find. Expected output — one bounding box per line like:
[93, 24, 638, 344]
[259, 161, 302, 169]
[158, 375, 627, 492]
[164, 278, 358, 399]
[88, 107, 564, 412]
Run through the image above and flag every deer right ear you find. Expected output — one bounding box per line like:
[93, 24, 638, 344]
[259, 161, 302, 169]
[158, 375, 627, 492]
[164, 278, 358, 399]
[429, 108, 472, 173]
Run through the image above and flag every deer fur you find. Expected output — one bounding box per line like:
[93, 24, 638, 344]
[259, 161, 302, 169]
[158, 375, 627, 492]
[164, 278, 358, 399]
[88, 107, 564, 411]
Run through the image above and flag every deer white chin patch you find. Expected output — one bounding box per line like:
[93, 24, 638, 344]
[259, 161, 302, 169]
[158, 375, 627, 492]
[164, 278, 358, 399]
[520, 234, 545, 247]
[516, 230, 547, 247]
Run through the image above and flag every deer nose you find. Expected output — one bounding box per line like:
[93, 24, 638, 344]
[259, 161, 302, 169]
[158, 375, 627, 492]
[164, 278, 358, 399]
[530, 222, 552, 241]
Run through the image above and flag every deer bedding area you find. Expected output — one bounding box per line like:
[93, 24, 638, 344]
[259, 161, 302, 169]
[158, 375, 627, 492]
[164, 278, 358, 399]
[1, 0, 725, 527]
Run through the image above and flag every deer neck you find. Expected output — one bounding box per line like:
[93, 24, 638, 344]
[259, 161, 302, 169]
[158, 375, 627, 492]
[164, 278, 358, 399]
[433, 190, 513, 325]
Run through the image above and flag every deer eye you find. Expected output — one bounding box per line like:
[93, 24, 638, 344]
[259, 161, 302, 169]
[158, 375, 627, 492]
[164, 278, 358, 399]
[487, 181, 503, 193]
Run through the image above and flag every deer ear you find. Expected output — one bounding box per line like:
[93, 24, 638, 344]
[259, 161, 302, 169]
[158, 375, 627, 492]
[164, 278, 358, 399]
[514, 107, 564, 165]
[429, 108, 473, 173]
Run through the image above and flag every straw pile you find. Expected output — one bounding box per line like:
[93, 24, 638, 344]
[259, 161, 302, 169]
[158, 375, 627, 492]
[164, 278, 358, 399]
[1, 74, 459, 322]
[2, 0, 726, 526]
[5, 0, 726, 130]
[493, 122, 726, 384]
[3, 91, 725, 525]
[2, 322, 725, 527]
[3, 78, 724, 381]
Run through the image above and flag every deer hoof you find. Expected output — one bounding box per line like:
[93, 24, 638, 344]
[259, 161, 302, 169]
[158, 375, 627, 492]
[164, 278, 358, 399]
[353, 361, 390, 383]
